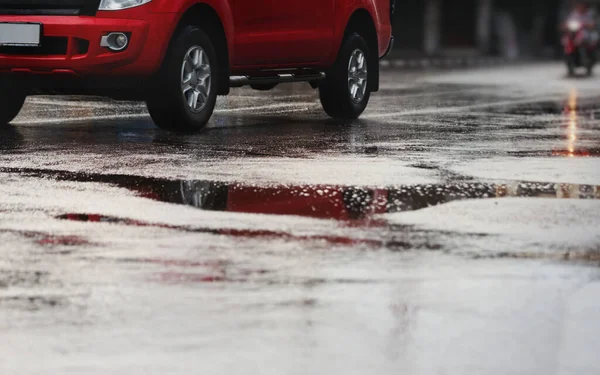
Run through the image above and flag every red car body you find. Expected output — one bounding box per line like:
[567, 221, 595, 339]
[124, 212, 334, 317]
[0, 0, 394, 131]
[0, 0, 392, 78]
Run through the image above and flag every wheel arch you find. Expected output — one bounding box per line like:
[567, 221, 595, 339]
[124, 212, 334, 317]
[343, 9, 380, 92]
[165, 2, 232, 95]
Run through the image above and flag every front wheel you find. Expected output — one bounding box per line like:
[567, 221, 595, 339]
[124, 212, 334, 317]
[147, 26, 219, 132]
[319, 33, 372, 119]
[0, 84, 26, 126]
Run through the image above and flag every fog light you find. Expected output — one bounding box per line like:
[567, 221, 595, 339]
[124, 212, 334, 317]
[100, 32, 129, 52]
[115, 34, 127, 48]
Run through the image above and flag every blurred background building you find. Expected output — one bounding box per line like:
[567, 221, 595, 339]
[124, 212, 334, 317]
[391, 0, 593, 59]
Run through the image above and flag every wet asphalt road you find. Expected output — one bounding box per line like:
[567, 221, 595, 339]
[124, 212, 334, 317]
[1, 63, 600, 374]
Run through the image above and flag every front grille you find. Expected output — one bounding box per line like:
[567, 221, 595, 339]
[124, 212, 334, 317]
[0, 36, 68, 55]
[0, 0, 101, 16]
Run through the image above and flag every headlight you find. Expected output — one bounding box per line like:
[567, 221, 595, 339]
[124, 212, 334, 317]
[568, 20, 581, 32]
[98, 0, 152, 11]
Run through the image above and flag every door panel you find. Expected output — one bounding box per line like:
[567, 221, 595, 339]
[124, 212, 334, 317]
[231, 0, 335, 67]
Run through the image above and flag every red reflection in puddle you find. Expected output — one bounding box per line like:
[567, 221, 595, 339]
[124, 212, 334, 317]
[37, 235, 89, 246]
[219, 184, 390, 220]
[58, 213, 384, 247]
[0, 229, 91, 247]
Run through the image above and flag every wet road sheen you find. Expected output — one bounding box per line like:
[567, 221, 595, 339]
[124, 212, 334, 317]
[1, 63, 600, 374]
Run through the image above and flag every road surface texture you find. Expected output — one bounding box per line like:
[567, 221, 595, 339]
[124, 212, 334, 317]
[1, 63, 600, 374]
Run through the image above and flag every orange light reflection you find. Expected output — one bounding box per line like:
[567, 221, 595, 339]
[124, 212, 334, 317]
[566, 88, 577, 158]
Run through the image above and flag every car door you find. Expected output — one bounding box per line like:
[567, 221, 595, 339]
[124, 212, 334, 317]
[230, 0, 335, 67]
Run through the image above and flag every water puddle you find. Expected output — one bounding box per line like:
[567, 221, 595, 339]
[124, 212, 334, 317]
[1, 167, 599, 285]
[2, 167, 598, 259]
[4, 168, 599, 222]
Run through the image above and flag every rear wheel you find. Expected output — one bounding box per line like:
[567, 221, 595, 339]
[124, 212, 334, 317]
[586, 50, 595, 76]
[147, 26, 219, 132]
[0, 83, 26, 127]
[319, 33, 372, 119]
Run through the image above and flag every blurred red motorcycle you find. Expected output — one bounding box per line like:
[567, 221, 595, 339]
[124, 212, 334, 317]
[562, 19, 597, 76]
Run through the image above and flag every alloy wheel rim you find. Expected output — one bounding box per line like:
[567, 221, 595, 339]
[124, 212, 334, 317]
[181, 46, 212, 113]
[347, 49, 368, 104]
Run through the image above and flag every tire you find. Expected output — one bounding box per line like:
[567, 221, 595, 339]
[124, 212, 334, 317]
[0, 82, 26, 127]
[180, 180, 228, 210]
[147, 26, 219, 132]
[566, 55, 576, 76]
[586, 51, 595, 76]
[319, 33, 372, 119]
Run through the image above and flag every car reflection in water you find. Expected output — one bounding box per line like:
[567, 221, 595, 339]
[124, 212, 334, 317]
[7, 168, 599, 222]
[179, 180, 389, 221]
[177, 179, 600, 219]
[54, 176, 599, 235]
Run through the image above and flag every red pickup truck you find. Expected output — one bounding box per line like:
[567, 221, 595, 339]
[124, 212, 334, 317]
[0, 0, 394, 132]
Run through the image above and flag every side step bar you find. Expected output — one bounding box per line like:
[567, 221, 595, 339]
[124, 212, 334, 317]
[229, 72, 326, 88]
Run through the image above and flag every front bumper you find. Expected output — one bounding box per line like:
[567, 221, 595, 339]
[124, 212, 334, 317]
[0, 12, 177, 77]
